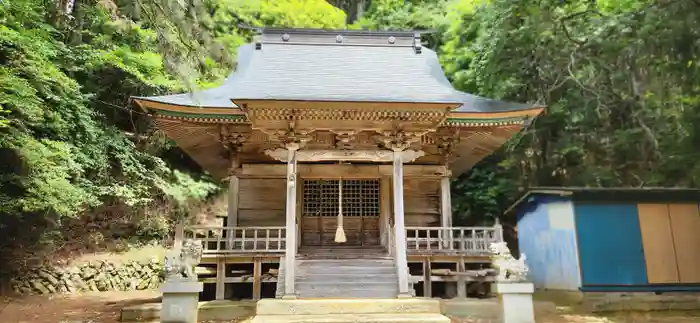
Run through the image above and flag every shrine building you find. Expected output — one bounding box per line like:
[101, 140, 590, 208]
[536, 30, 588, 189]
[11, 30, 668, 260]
[133, 28, 544, 301]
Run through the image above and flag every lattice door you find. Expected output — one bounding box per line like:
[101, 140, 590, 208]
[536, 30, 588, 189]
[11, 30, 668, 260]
[301, 179, 381, 246]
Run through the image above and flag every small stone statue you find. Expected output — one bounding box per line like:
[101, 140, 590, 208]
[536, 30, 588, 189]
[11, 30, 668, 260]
[163, 239, 203, 281]
[489, 242, 529, 282]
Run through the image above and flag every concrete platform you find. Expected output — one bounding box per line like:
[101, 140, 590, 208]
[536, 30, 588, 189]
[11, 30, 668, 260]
[441, 298, 557, 321]
[121, 297, 558, 322]
[120, 300, 256, 322]
[252, 298, 450, 323]
[256, 298, 442, 315]
[251, 313, 450, 323]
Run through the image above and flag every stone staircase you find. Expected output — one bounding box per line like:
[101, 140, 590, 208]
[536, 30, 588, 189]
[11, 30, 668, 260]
[251, 298, 450, 323]
[276, 247, 402, 298]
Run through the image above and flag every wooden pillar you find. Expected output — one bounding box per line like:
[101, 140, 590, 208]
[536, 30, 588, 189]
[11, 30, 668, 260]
[422, 258, 432, 298]
[457, 257, 467, 298]
[253, 257, 262, 300]
[227, 176, 239, 248]
[440, 176, 452, 227]
[380, 176, 392, 248]
[440, 175, 452, 248]
[283, 143, 299, 298]
[392, 150, 411, 297]
[215, 258, 226, 300]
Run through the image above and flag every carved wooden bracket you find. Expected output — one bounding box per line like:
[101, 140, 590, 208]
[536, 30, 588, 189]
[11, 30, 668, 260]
[219, 126, 250, 173]
[331, 129, 357, 149]
[264, 149, 425, 163]
[259, 120, 313, 149]
[376, 129, 429, 152]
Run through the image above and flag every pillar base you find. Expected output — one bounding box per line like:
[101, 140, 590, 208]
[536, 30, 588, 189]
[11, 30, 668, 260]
[281, 294, 297, 300]
[161, 280, 203, 323]
[492, 282, 535, 323]
[397, 292, 413, 299]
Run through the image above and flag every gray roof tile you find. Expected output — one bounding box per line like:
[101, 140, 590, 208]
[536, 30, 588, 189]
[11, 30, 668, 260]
[135, 28, 533, 113]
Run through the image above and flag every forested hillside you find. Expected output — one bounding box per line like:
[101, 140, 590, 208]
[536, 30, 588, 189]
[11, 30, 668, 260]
[1, 0, 698, 279]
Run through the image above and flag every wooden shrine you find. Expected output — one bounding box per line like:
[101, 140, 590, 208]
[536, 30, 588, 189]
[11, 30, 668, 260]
[133, 27, 544, 301]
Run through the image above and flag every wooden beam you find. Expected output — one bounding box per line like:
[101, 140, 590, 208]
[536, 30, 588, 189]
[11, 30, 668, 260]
[236, 164, 448, 178]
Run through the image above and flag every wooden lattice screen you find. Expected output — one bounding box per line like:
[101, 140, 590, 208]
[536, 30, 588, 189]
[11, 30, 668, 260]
[302, 179, 380, 217]
[301, 179, 381, 246]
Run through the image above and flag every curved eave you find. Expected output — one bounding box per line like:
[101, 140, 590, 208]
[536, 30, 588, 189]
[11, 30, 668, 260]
[133, 98, 248, 123]
[446, 106, 545, 127]
[133, 96, 545, 128]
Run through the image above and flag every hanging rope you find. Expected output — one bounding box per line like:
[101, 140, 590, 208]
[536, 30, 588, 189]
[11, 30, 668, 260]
[334, 176, 347, 243]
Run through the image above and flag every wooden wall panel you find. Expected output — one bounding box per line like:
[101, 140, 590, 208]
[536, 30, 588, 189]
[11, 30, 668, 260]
[238, 179, 285, 226]
[637, 204, 679, 284]
[404, 178, 440, 227]
[669, 204, 700, 283]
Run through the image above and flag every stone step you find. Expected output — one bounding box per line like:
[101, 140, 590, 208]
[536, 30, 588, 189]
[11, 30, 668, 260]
[298, 262, 395, 268]
[296, 273, 396, 282]
[298, 267, 396, 275]
[297, 289, 398, 299]
[297, 280, 396, 288]
[256, 299, 442, 315]
[251, 313, 450, 323]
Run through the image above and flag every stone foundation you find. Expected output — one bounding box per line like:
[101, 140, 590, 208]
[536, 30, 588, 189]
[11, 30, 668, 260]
[535, 290, 700, 312]
[11, 259, 163, 295]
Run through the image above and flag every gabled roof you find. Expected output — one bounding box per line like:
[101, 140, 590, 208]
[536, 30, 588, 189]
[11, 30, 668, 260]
[135, 28, 536, 113]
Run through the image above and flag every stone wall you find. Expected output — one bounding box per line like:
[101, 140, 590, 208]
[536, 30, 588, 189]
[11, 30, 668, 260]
[11, 259, 164, 295]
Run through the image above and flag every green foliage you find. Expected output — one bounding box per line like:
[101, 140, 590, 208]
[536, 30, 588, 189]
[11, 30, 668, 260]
[3, 0, 698, 276]
[0, 0, 349, 277]
[361, 0, 700, 226]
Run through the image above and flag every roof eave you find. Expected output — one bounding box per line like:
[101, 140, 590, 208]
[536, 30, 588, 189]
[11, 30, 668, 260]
[504, 186, 700, 217]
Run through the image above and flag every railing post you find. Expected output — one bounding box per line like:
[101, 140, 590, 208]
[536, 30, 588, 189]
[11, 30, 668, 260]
[494, 217, 504, 243]
[174, 220, 185, 251]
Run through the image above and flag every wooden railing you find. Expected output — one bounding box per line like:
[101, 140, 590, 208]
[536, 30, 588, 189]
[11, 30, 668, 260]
[184, 226, 286, 254]
[178, 225, 501, 256]
[404, 226, 503, 255]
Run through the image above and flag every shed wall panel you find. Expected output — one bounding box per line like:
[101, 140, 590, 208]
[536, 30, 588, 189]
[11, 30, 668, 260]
[574, 203, 647, 286]
[669, 204, 700, 283]
[517, 199, 581, 290]
[637, 203, 679, 284]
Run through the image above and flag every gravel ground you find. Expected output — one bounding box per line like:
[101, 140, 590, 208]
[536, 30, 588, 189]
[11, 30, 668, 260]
[2, 291, 700, 323]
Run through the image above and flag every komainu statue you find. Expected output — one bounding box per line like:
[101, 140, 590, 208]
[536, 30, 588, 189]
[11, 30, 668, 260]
[164, 239, 203, 281]
[489, 242, 529, 282]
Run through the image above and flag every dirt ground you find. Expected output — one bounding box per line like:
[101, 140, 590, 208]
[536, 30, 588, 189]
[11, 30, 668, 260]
[2, 291, 700, 323]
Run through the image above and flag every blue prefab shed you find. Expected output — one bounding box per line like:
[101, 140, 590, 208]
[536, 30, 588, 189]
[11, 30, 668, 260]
[507, 187, 700, 293]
